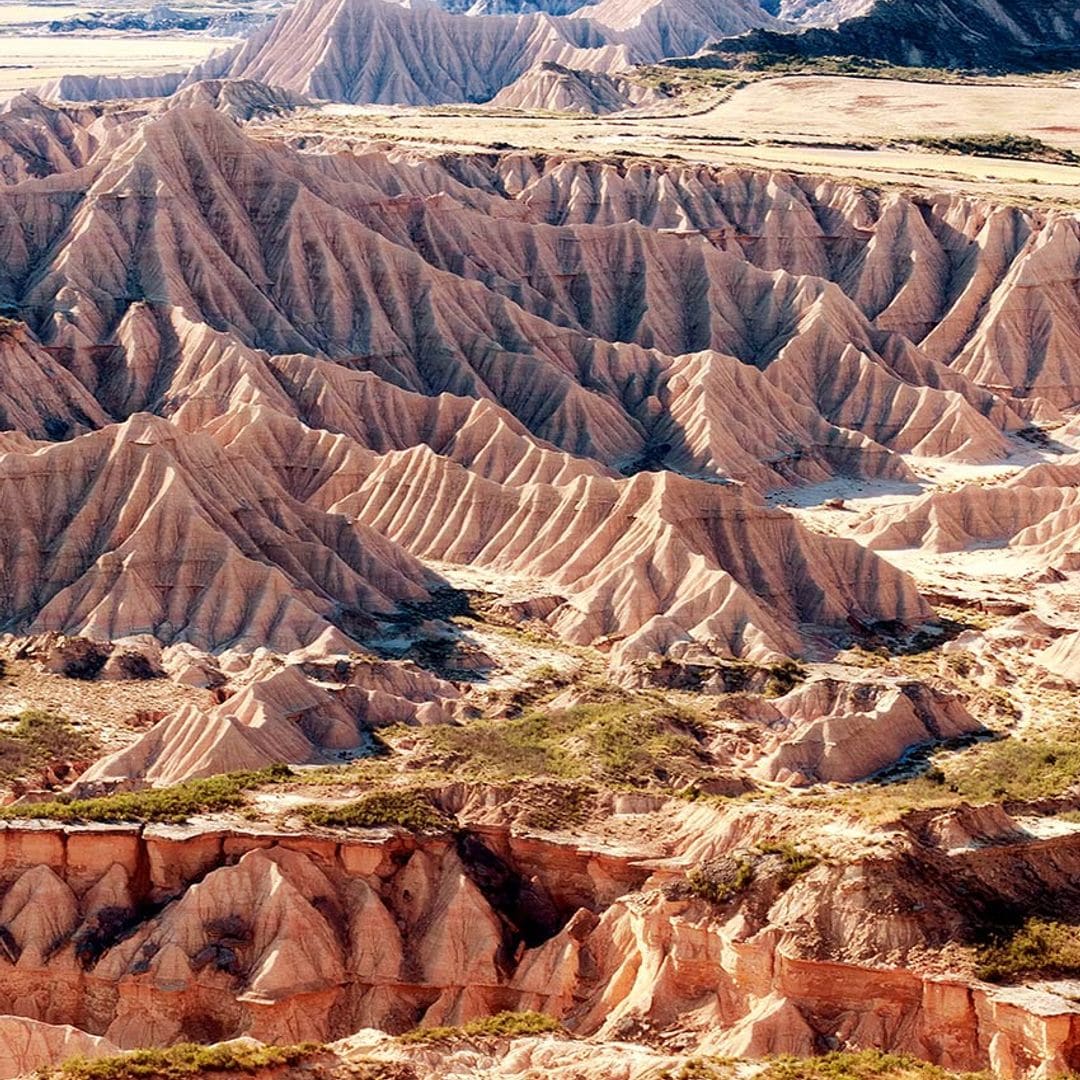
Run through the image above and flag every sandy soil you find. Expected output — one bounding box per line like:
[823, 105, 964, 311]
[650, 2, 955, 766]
[0, 33, 237, 92]
[254, 73, 1080, 203]
[702, 75, 1080, 152]
[0, 656, 213, 753]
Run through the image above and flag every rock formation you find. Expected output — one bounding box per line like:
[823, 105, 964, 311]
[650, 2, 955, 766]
[491, 62, 662, 113]
[2, 802, 1080, 1075]
[705, 0, 1080, 72]
[0, 1018, 117, 1080]
[41, 0, 775, 107]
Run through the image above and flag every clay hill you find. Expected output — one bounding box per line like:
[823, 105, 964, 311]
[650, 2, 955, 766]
[0, 96, 1071, 677]
[490, 61, 662, 112]
[2, 70, 1080, 1080]
[706, 0, 1080, 72]
[41, 0, 776, 106]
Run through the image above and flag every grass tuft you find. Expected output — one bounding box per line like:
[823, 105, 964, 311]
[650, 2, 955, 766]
[759, 1051, 990, 1080]
[0, 709, 98, 782]
[685, 856, 755, 906]
[975, 918, 1080, 983]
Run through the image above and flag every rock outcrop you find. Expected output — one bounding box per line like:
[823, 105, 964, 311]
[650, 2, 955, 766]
[2, 806, 1080, 1075]
[705, 0, 1080, 72]
[752, 677, 982, 785]
[0, 1017, 117, 1080]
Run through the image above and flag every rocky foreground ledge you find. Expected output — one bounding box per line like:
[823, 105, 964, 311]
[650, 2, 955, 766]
[2, 798, 1080, 1079]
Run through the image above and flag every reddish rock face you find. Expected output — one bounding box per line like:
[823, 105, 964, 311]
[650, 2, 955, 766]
[0, 812, 1079, 1076]
[1, 67, 1079, 1080]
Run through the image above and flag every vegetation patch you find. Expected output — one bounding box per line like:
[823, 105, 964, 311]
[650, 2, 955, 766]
[0, 709, 98, 782]
[47, 1042, 322, 1080]
[821, 732, 1080, 823]
[397, 1010, 561, 1044]
[758, 841, 820, 887]
[683, 855, 755, 906]
[419, 697, 712, 790]
[758, 1050, 989, 1080]
[658, 1058, 736, 1080]
[902, 133, 1078, 164]
[975, 918, 1080, 983]
[0, 765, 291, 824]
[299, 789, 452, 831]
[663, 52, 991, 84]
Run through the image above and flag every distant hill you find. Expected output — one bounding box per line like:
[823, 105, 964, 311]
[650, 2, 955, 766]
[712, 0, 1080, 71]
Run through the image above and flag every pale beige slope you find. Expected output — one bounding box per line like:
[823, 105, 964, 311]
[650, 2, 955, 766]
[13, 107, 949, 487]
[855, 455, 1080, 561]
[0, 1017, 117, 1080]
[164, 80, 311, 122]
[185, 0, 631, 106]
[331, 445, 928, 663]
[0, 106, 1022, 485]
[182, 333, 908, 496]
[0, 93, 100, 183]
[946, 217, 1080, 407]
[478, 156, 1080, 411]
[491, 62, 660, 114]
[644, 348, 912, 490]
[81, 660, 458, 785]
[200, 406, 927, 665]
[179, 0, 771, 106]
[0, 321, 108, 439]
[0, 414, 434, 651]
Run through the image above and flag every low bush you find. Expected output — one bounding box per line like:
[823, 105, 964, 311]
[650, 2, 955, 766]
[422, 698, 710, 789]
[976, 918, 1080, 983]
[0, 764, 291, 824]
[759, 1050, 988, 1080]
[49, 1042, 322, 1080]
[905, 133, 1077, 163]
[759, 841, 820, 886]
[685, 856, 755, 905]
[397, 1010, 561, 1044]
[0, 709, 97, 781]
[300, 789, 451, 832]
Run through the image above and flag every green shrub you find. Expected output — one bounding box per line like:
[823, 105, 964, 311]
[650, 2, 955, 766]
[49, 1042, 322, 1080]
[976, 918, 1080, 983]
[759, 841, 820, 886]
[905, 133, 1077, 163]
[300, 789, 451, 831]
[763, 659, 807, 698]
[759, 1051, 988, 1080]
[397, 1011, 561, 1044]
[422, 699, 709, 789]
[0, 765, 291, 824]
[685, 856, 755, 905]
[0, 709, 97, 781]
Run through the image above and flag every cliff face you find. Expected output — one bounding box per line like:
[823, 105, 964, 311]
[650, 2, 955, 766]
[2, 805, 1080, 1077]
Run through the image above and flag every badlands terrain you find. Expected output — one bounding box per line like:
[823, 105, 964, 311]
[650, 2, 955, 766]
[1, 0, 1080, 1077]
